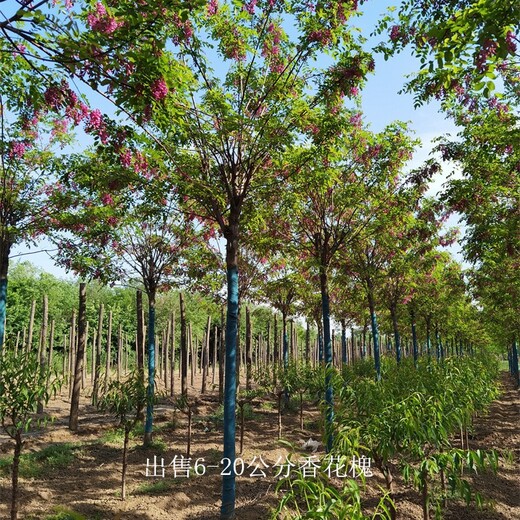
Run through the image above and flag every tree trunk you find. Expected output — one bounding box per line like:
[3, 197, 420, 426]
[212, 324, 218, 386]
[70, 282, 87, 431]
[37, 294, 49, 414]
[122, 427, 129, 500]
[117, 323, 122, 381]
[202, 315, 211, 394]
[245, 307, 252, 391]
[180, 293, 188, 397]
[144, 288, 157, 446]
[319, 269, 334, 453]
[272, 315, 278, 385]
[92, 304, 104, 406]
[26, 299, 36, 353]
[0, 241, 10, 351]
[68, 310, 76, 399]
[221, 225, 239, 520]
[411, 308, 418, 366]
[219, 306, 225, 403]
[282, 311, 288, 370]
[390, 303, 401, 364]
[105, 310, 113, 388]
[189, 323, 194, 387]
[10, 431, 22, 520]
[136, 290, 144, 379]
[341, 319, 347, 367]
[305, 320, 310, 363]
[351, 327, 355, 363]
[48, 320, 55, 372]
[266, 320, 271, 366]
[426, 315, 432, 357]
[170, 312, 176, 396]
[367, 283, 381, 381]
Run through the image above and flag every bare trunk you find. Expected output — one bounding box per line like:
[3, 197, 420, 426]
[70, 283, 87, 431]
[92, 304, 104, 406]
[170, 312, 176, 396]
[26, 299, 36, 353]
[105, 310, 113, 388]
[122, 427, 129, 500]
[245, 307, 252, 391]
[136, 290, 144, 378]
[201, 315, 211, 394]
[10, 432, 22, 520]
[37, 295, 49, 414]
[180, 293, 188, 397]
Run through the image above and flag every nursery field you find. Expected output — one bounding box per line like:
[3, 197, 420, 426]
[1, 369, 518, 520]
[0, 0, 519, 518]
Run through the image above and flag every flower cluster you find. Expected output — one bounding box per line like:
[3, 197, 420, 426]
[87, 2, 123, 35]
[8, 141, 27, 159]
[207, 0, 218, 16]
[244, 0, 257, 15]
[308, 29, 332, 46]
[151, 78, 169, 100]
[505, 31, 517, 54]
[475, 39, 497, 72]
[85, 109, 109, 144]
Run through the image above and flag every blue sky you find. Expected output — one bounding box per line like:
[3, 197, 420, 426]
[12, 1, 463, 277]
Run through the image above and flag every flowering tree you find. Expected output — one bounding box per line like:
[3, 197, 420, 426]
[50, 140, 204, 445]
[377, 0, 520, 108]
[286, 111, 417, 403]
[0, 44, 87, 350]
[164, 3, 374, 516]
[440, 107, 520, 359]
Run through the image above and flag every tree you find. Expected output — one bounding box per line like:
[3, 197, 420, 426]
[98, 370, 147, 500]
[377, 0, 520, 107]
[0, 350, 60, 520]
[0, 47, 78, 349]
[166, 3, 373, 516]
[440, 107, 520, 359]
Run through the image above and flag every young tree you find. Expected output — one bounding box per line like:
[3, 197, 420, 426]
[0, 350, 60, 520]
[98, 370, 147, 500]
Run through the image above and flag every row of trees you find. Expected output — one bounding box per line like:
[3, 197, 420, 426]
[0, 1, 518, 517]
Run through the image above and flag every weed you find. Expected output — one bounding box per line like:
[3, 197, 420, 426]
[133, 478, 178, 495]
[0, 443, 79, 478]
[44, 506, 88, 520]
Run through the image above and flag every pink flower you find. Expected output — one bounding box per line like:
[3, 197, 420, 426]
[151, 78, 168, 100]
[101, 193, 114, 205]
[350, 112, 362, 127]
[120, 149, 132, 168]
[44, 86, 63, 110]
[244, 0, 257, 14]
[207, 0, 218, 16]
[308, 29, 332, 46]
[87, 3, 122, 34]
[51, 118, 69, 138]
[88, 109, 103, 129]
[389, 25, 401, 42]
[506, 31, 517, 53]
[9, 141, 26, 159]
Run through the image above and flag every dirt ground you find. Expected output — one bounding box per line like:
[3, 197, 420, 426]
[0, 371, 518, 520]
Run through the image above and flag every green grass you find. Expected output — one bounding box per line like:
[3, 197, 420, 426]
[133, 478, 179, 495]
[0, 443, 80, 478]
[260, 400, 275, 411]
[43, 506, 88, 520]
[100, 422, 146, 445]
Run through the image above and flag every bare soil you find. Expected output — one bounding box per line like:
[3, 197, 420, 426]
[0, 371, 518, 520]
